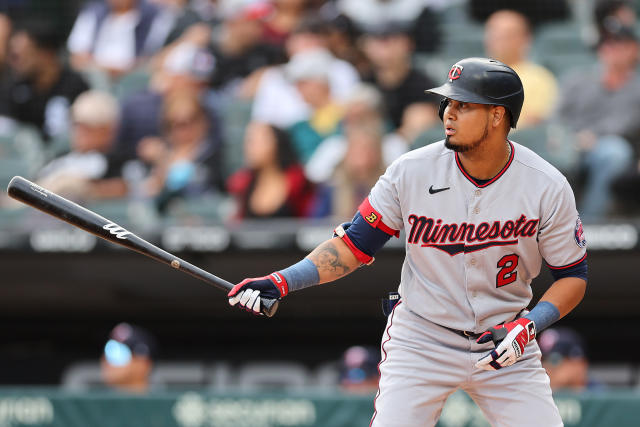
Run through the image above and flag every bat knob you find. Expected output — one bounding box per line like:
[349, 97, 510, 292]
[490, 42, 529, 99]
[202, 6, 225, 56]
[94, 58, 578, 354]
[261, 298, 280, 317]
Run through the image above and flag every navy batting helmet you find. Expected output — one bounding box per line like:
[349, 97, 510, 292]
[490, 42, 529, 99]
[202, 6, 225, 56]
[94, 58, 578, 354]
[425, 57, 524, 128]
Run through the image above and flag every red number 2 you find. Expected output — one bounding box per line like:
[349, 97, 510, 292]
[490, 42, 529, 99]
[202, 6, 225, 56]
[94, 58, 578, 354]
[496, 254, 519, 287]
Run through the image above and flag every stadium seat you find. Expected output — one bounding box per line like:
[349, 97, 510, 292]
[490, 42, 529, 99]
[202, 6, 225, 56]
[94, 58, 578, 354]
[60, 361, 103, 391]
[412, 126, 445, 150]
[220, 98, 253, 176]
[0, 204, 25, 225]
[312, 361, 340, 388]
[0, 157, 30, 190]
[150, 362, 208, 389]
[13, 124, 48, 175]
[589, 363, 636, 388]
[163, 194, 231, 224]
[236, 362, 311, 391]
[511, 125, 549, 154]
[81, 69, 112, 93]
[532, 21, 595, 78]
[206, 362, 234, 391]
[0, 119, 19, 158]
[511, 124, 579, 173]
[440, 24, 485, 59]
[414, 53, 454, 83]
[533, 21, 587, 55]
[85, 199, 132, 225]
[114, 70, 152, 101]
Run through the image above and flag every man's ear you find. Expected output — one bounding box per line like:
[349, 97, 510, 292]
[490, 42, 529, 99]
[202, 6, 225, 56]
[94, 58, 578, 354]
[491, 106, 507, 129]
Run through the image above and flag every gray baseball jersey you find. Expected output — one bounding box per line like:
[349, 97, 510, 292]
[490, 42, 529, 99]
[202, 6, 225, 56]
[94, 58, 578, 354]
[368, 140, 587, 333]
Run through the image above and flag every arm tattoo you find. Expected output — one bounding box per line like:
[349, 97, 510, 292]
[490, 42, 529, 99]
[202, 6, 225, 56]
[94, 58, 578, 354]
[309, 241, 352, 277]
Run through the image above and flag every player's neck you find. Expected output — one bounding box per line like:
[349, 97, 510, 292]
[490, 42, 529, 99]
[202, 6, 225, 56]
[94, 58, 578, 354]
[457, 137, 511, 181]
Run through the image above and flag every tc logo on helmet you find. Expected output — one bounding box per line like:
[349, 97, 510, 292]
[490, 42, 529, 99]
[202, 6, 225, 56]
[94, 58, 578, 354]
[448, 65, 463, 82]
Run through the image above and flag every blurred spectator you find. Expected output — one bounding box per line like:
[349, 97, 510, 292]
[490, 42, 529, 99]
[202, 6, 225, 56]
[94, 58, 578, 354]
[313, 121, 386, 220]
[250, 16, 359, 128]
[101, 322, 156, 394]
[334, 0, 442, 53]
[0, 12, 11, 106]
[261, 0, 312, 46]
[0, 12, 10, 66]
[484, 10, 558, 128]
[227, 121, 313, 218]
[190, 0, 225, 23]
[469, 0, 570, 27]
[553, 19, 639, 220]
[594, 0, 636, 36]
[137, 91, 224, 212]
[209, 1, 285, 92]
[35, 90, 127, 201]
[360, 21, 439, 129]
[305, 83, 412, 185]
[1, 0, 83, 40]
[67, 0, 161, 78]
[147, 0, 201, 48]
[0, 18, 89, 141]
[321, 13, 370, 77]
[286, 48, 343, 163]
[116, 42, 218, 169]
[538, 327, 603, 392]
[338, 345, 380, 395]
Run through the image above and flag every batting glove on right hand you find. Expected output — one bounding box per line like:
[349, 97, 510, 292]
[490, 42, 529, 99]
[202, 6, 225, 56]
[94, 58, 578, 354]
[475, 318, 536, 370]
[228, 272, 288, 315]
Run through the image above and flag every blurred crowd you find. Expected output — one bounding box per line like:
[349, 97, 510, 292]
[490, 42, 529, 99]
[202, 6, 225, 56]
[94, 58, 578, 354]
[1, 0, 639, 224]
[95, 322, 602, 394]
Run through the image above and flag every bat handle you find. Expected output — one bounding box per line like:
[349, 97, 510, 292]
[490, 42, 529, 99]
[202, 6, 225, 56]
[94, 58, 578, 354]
[261, 298, 279, 317]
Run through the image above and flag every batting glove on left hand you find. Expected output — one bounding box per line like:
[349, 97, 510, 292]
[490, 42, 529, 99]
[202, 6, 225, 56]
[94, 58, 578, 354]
[475, 318, 536, 370]
[228, 272, 288, 315]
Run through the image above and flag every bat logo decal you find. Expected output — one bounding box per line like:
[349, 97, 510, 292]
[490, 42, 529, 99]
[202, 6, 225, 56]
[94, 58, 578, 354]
[30, 184, 48, 197]
[103, 222, 132, 239]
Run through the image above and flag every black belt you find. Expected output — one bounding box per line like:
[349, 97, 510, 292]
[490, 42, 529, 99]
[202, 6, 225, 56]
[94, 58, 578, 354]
[439, 310, 526, 340]
[441, 325, 483, 340]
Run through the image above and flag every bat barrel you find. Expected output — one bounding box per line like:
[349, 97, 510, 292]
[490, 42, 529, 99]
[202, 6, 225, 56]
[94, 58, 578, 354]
[8, 176, 112, 233]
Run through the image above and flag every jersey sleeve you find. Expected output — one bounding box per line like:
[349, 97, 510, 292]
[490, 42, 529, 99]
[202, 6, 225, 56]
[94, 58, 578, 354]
[367, 160, 404, 233]
[538, 179, 587, 270]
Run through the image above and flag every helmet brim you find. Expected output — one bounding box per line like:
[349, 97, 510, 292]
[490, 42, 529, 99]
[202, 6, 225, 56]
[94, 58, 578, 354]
[424, 84, 493, 105]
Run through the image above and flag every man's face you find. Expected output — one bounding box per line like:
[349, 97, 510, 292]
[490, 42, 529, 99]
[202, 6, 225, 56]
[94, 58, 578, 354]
[344, 129, 382, 180]
[442, 99, 492, 153]
[8, 31, 40, 77]
[100, 339, 152, 390]
[484, 10, 530, 63]
[295, 78, 330, 107]
[599, 38, 639, 69]
[72, 123, 115, 153]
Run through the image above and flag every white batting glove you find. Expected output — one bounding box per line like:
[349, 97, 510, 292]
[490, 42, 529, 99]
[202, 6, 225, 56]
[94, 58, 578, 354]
[227, 273, 288, 315]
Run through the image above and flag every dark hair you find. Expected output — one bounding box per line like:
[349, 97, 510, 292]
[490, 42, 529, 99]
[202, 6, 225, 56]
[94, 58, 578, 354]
[15, 18, 65, 52]
[269, 125, 299, 170]
[594, 0, 632, 28]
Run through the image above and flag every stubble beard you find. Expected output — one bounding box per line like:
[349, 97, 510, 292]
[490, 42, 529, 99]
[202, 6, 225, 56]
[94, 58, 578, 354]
[444, 123, 489, 153]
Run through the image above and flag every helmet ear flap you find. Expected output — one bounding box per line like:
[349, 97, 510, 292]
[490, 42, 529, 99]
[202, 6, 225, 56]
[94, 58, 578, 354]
[438, 98, 448, 121]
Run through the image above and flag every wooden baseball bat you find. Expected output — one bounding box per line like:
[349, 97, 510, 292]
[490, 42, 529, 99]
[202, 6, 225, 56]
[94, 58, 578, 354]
[6, 176, 279, 317]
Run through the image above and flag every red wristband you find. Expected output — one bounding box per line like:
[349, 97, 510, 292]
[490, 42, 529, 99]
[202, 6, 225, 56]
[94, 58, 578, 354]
[268, 272, 289, 297]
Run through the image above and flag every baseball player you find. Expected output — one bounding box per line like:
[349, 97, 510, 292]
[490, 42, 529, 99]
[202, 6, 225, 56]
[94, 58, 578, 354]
[228, 57, 587, 427]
